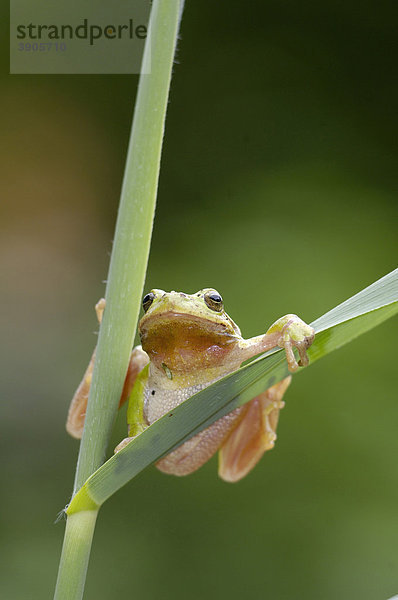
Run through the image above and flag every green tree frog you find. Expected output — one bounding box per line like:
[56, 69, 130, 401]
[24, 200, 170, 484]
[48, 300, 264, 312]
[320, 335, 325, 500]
[67, 289, 314, 482]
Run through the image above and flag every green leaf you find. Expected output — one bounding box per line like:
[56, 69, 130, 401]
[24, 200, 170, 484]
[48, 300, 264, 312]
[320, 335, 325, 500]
[54, 2, 185, 598]
[72, 0, 184, 493]
[67, 269, 398, 514]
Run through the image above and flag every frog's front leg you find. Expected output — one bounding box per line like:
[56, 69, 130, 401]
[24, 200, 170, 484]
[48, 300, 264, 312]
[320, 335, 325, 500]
[114, 365, 149, 453]
[66, 298, 149, 439]
[239, 314, 315, 372]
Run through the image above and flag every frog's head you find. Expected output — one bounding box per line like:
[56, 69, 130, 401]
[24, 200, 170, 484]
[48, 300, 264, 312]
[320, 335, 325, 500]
[138, 289, 241, 374]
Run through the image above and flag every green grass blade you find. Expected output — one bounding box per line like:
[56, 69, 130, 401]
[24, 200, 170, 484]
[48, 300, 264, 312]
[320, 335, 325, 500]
[73, 0, 183, 493]
[53, 512, 98, 600]
[54, 2, 185, 598]
[311, 267, 398, 332]
[67, 269, 398, 514]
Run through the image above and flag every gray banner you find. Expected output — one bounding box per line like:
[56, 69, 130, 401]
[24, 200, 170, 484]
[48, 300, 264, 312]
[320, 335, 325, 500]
[10, 0, 151, 74]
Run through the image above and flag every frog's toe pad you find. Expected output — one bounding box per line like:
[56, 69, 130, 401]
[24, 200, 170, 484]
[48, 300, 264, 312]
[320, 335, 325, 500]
[272, 314, 315, 372]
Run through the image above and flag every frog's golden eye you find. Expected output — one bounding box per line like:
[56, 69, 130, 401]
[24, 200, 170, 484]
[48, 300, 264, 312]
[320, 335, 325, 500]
[204, 290, 223, 312]
[142, 292, 155, 313]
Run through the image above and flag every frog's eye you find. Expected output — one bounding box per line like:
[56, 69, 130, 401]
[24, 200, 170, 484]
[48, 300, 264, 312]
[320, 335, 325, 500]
[204, 290, 223, 312]
[142, 292, 155, 313]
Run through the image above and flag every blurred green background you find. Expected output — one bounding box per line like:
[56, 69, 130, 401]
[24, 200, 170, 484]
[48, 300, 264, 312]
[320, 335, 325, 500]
[1, 1, 397, 599]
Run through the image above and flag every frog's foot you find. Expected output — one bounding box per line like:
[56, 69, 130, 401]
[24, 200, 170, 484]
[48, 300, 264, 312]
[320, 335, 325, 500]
[66, 351, 95, 438]
[218, 377, 291, 482]
[114, 424, 147, 454]
[114, 437, 133, 453]
[267, 314, 315, 372]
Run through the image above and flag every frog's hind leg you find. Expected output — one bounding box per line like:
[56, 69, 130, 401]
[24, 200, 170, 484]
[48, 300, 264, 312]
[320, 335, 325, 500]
[155, 406, 246, 477]
[66, 345, 148, 439]
[66, 298, 149, 439]
[218, 377, 291, 482]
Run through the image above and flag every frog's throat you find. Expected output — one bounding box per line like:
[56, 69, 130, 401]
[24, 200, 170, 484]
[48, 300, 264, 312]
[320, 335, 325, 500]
[139, 312, 240, 375]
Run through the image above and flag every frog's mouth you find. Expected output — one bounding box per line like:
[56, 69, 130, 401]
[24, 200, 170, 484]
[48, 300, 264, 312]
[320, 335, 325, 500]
[139, 311, 238, 373]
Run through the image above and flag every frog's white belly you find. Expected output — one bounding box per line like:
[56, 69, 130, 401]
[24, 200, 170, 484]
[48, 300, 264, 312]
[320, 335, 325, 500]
[143, 380, 244, 476]
[143, 381, 211, 424]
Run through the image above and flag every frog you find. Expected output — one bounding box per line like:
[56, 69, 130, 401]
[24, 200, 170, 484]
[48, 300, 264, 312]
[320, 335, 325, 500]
[66, 289, 315, 482]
